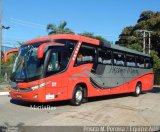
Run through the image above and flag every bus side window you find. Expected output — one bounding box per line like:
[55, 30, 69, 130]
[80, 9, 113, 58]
[126, 55, 136, 67]
[47, 52, 60, 72]
[145, 58, 153, 69]
[75, 44, 96, 66]
[137, 57, 144, 68]
[98, 49, 112, 65]
[113, 52, 125, 66]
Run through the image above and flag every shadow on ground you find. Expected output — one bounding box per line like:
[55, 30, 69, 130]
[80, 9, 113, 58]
[147, 87, 160, 93]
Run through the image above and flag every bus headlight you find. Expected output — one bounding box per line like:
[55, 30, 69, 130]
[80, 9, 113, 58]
[31, 82, 50, 90]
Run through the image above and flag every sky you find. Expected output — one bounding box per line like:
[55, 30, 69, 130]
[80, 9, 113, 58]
[1, 0, 160, 47]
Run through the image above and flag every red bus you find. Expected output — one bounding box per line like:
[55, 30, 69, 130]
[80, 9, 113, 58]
[8, 34, 154, 106]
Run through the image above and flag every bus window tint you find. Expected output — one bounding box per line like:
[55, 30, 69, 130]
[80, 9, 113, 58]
[98, 49, 112, 65]
[145, 58, 153, 69]
[126, 55, 136, 67]
[76, 44, 95, 65]
[113, 52, 125, 66]
[137, 57, 144, 68]
[47, 51, 61, 73]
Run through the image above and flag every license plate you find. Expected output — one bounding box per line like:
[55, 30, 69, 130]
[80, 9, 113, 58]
[17, 95, 22, 98]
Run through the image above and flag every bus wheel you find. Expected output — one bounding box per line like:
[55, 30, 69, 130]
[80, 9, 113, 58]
[134, 83, 141, 97]
[70, 85, 84, 106]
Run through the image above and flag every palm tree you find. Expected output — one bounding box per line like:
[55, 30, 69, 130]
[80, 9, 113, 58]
[47, 21, 74, 35]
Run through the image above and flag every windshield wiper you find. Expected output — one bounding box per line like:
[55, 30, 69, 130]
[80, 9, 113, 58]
[21, 45, 35, 80]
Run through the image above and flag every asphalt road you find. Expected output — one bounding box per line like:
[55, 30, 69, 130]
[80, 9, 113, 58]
[0, 87, 160, 126]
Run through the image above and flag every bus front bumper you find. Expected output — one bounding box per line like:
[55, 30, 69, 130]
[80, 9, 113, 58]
[9, 88, 46, 102]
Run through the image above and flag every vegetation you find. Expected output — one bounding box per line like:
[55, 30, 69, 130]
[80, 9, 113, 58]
[116, 10, 160, 72]
[47, 20, 74, 35]
[0, 52, 16, 82]
[46, 21, 110, 43]
[79, 31, 110, 43]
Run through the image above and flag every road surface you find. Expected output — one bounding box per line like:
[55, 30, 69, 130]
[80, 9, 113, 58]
[0, 87, 160, 126]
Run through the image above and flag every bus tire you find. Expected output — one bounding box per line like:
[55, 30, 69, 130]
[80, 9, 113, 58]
[70, 85, 84, 106]
[134, 83, 142, 97]
[82, 88, 88, 103]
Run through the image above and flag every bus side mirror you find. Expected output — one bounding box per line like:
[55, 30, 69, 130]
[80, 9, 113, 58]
[4, 48, 19, 62]
[37, 42, 64, 59]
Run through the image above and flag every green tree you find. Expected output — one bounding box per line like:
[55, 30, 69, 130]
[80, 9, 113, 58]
[116, 10, 160, 71]
[47, 21, 74, 35]
[0, 52, 16, 82]
[79, 31, 111, 43]
[150, 50, 160, 70]
[46, 21, 110, 43]
[137, 10, 155, 23]
[126, 43, 143, 52]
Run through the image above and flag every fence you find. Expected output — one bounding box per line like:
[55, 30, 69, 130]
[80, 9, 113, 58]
[0, 45, 15, 83]
[0, 65, 13, 83]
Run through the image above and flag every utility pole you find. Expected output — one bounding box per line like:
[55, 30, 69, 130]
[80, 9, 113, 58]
[0, 0, 2, 76]
[0, 24, 1, 77]
[136, 30, 152, 54]
[0, 0, 10, 76]
[143, 31, 146, 54]
[0, 25, 10, 76]
[148, 31, 152, 54]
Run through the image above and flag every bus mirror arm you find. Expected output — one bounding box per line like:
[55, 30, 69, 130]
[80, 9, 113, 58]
[3, 48, 19, 62]
[37, 42, 64, 59]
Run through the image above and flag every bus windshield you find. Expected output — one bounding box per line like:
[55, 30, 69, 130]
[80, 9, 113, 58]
[11, 44, 43, 82]
[10, 40, 77, 82]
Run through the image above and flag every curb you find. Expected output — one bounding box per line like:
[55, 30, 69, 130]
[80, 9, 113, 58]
[0, 92, 9, 96]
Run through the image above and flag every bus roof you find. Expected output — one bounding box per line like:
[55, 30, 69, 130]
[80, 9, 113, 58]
[23, 34, 99, 46]
[100, 42, 151, 57]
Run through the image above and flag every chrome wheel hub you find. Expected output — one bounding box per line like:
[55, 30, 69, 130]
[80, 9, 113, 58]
[136, 85, 140, 94]
[75, 90, 82, 102]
